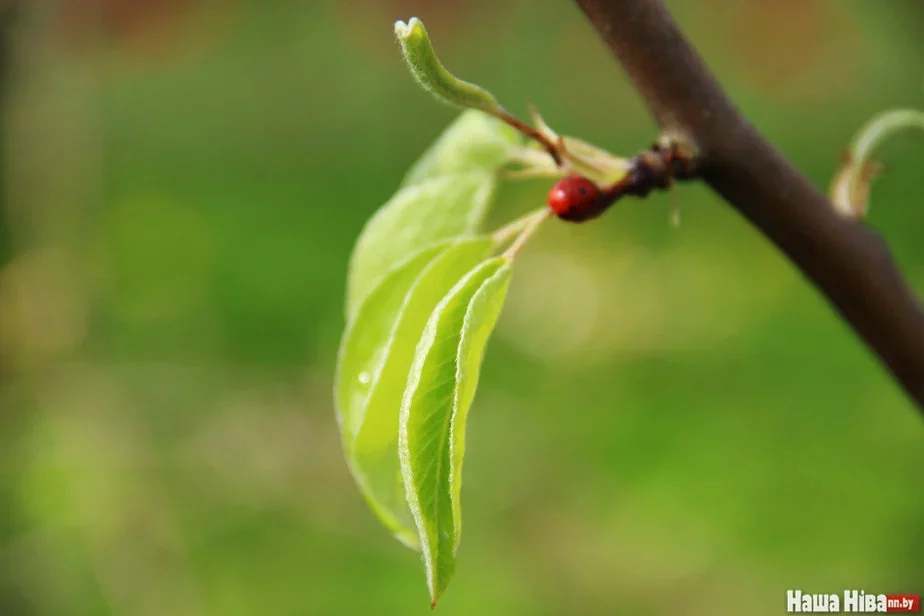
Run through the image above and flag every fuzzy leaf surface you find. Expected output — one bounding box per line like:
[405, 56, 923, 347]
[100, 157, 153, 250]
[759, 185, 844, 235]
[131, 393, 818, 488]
[346, 172, 495, 319]
[401, 110, 520, 187]
[398, 258, 512, 605]
[336, 238, 493, 547]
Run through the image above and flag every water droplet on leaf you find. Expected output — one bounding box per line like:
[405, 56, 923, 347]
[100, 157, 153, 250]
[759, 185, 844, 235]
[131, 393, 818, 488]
[669, 207, 682, 228]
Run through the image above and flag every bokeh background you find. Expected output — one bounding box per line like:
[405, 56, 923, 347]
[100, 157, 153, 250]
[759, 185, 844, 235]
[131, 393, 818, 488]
[0, 1, 922, 614]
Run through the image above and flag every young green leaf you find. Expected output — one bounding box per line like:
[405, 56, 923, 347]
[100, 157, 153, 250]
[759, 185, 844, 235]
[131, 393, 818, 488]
[395, 17, 501, 115]
[336, 237, 494, 548]
[336, 243, 450, 446]
[830, 108, 924, 218]
[346, 171, 496, 320]
[398, 258, 513, 606]
[848, 109, 924, 171]
[401, 110, 521, 188]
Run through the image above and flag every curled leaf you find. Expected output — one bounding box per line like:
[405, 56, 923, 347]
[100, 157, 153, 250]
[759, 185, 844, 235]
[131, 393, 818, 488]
[337, 237, 493, 548]
[398, 257, 513, 605]
[395, 17, 502, 114]
[829, 154, 884, 220]
[830, 108, 924, 219]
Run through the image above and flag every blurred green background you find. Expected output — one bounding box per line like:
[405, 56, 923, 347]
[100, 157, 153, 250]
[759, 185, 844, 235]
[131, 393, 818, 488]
[0, 1, 922, 614]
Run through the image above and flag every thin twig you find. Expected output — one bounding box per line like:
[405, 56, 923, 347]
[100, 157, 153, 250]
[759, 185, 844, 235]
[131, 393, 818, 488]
[503, 209, 551, 261]
[492, 207, 550, 248]
[493, 108, 563, 166]
[574, 0, 924, 409]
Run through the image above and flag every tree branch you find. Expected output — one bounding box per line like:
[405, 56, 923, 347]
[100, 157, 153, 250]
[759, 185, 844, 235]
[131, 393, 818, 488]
[575, 0, 924, 410]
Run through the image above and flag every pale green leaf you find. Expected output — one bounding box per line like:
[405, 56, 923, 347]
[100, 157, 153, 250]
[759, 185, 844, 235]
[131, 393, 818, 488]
[849, 109, 924, 167]
[831, 108, 924, 218]
[346, 171, 496, 320]
[395, 17, 501, 114]
[336, 237, 494, 548]
[401, 110, 521, 188]
[398, 258, 512, 605]
[336, 243, 449, 447]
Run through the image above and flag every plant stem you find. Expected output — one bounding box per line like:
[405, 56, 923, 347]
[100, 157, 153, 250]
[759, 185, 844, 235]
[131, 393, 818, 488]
[493, 108, 563, 166]
[847, 109, 924, 207]
[502, 209, 551, 261]
[492, 207, 549, 249]
[574, 0, 924, 410]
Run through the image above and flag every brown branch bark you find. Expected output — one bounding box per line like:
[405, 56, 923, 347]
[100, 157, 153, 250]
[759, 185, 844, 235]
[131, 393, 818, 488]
[575, 0, 924, 409]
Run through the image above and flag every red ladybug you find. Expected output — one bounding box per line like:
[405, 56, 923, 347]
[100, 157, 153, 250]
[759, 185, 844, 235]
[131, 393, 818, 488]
[547, 175, 605, 222]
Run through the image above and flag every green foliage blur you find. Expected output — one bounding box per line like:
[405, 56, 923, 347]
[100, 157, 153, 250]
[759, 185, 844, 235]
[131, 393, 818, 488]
[1, 1, 922, 614]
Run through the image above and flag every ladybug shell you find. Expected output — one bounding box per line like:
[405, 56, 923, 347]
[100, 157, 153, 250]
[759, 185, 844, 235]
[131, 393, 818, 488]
[547, 175, 604, 222]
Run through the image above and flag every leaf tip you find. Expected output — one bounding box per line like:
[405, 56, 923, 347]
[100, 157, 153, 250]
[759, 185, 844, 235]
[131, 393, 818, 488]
[394, 17, 419, 40]
[429, 584, 445, 609]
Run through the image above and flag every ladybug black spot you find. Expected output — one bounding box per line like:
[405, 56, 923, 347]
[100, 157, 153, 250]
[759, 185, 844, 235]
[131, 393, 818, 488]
[578, 186, 587, 196]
